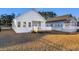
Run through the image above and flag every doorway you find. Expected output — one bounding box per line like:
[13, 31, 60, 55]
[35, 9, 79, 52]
[32, 21, 41, 31]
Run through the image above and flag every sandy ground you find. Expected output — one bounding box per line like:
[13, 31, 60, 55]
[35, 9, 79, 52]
[0, 29, 78, 51]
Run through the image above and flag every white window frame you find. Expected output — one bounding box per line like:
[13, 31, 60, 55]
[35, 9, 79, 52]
[23, 22, 26, 27]
[28, 22, 31, 27]
[17, 21, 21, 27]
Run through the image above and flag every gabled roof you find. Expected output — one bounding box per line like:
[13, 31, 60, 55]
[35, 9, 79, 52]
[14, 10, 46, 21]
[47, 15, 74, 22]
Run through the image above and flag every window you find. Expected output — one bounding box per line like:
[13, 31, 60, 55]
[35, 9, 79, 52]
[23, 22, 26, 27]
[46, 24, 51, 27]
[71, 22, 76, 26]
[57, 24, 60, 27]
[17, 22, 21, 27]
[57, 24, 62, 27]
[65, 23, 69, 26]
[28, 22, 31, 27]
[60, 24, 63, 27]
[51, 24, 53, 27]
[12, 21, 14, 27]
[55, 24, 57, 27]
[46, 24, 49, 27]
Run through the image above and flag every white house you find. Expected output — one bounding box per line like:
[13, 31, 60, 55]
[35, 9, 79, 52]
[12, 10, 51, 33]
[46, 15, 77, 32]
[77, 18, 79, 32]
[12, 10, 77, 33]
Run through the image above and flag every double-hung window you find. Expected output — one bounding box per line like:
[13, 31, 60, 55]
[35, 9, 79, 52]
[17, 22, 21, 27]
[23, 22, 26, 27]
[28, 22, 31, 27]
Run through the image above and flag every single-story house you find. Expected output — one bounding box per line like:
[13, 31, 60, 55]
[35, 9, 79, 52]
[12, 10, 51, 33]
[12, 10, 77, 33]
[77, 21, 79, 32]
[46, 15, 77, 32]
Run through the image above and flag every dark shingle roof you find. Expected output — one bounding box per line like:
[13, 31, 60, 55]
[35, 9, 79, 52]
[47, 15, 73, 22]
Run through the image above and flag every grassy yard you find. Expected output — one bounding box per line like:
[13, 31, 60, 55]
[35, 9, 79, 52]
[0, 30, 79, 51]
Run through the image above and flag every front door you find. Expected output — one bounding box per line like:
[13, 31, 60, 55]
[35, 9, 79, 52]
[32, 21, 41, 31]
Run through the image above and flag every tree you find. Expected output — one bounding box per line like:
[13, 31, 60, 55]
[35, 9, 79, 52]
[39, 11, 57, 19]
[0, 13, 15, 27]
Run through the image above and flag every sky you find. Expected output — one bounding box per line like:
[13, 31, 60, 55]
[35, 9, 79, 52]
[0, 8, 79, 18]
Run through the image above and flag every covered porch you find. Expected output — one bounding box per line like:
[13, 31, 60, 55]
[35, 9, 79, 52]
[32, 21, 52, 32]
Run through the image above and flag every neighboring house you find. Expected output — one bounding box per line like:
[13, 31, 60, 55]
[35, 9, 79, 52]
[12, 10, 77, 33]
[77, 19, 79, 32]
[46, 15, 77, 32]
[12, 10, 51, 33]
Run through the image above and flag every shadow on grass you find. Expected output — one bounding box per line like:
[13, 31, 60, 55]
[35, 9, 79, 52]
[0, 31, 46, 48]
[37, 30, 78, 35]
[0, 30, 77, 48]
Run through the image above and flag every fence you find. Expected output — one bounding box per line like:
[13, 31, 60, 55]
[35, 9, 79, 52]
[1, 27, 12, 29]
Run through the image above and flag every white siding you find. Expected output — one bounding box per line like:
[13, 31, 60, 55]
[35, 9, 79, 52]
[46, 18, 77, 32]
[12, 10, 46, 33]
[46, 21, 64, 31]
[63, 18, 77, 32]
